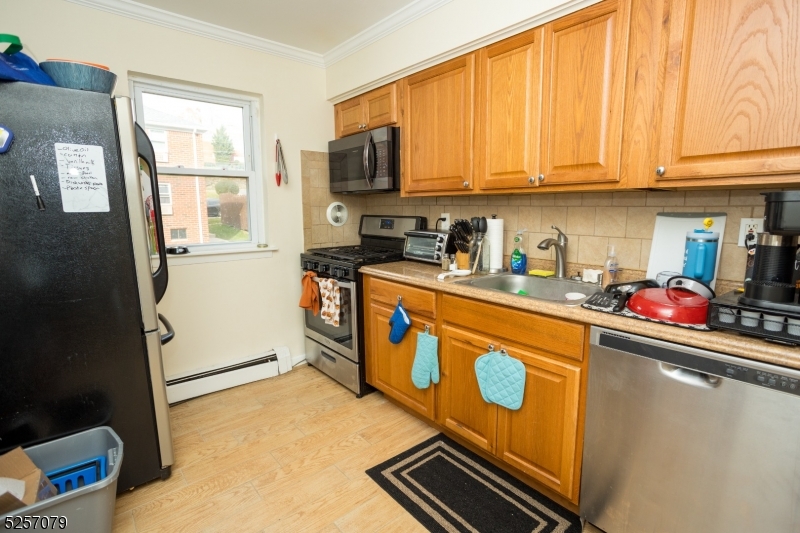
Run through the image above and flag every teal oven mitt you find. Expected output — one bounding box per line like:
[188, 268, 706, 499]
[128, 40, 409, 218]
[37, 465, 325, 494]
[475, 350, 526, 410]
[388, 301, 411, 344]
[411, 330, 439, 389]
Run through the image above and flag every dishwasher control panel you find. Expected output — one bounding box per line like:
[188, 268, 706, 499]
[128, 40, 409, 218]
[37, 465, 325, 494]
[599, 332, 800, 397]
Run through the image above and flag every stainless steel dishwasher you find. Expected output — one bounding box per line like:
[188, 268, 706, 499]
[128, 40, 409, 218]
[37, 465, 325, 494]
[581, 326, 800, 533]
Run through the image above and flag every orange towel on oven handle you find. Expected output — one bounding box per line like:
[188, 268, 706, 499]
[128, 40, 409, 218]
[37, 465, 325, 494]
[299, 271, 320, 316]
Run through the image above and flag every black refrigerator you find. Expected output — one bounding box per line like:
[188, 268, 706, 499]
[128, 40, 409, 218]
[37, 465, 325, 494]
[0, 82, 175, 491]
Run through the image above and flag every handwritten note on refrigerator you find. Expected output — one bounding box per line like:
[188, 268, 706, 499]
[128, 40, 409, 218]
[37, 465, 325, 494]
[55, 143, 110, 212]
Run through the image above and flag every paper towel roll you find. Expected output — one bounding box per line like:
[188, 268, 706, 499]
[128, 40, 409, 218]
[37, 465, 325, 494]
[486, 218, 504, 271]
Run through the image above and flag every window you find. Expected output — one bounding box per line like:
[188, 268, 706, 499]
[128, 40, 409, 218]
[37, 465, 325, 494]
[148, 129, 168, 163]
[158, 183, 173, 215]
[132, 78, 262, 253]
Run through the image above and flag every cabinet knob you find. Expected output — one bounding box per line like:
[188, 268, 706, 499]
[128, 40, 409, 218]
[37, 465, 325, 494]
[463, 181, 470, 188]
[500, 349, 508, 356]
[488, 343, 495, 351]
[528, 176, 535, 185]
[656, 166, 666, 176]
[538, 174, 545, 182]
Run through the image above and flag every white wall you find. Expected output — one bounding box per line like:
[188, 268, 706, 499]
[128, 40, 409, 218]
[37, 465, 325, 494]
[325, 0, 598, 102]
[7, 0, 332, 376]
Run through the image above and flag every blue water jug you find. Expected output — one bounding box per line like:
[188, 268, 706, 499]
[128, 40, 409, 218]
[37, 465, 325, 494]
[682, 229, 719, 283]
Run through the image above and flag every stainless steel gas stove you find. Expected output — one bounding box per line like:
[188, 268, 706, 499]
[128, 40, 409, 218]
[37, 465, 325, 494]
[300, 215, 426, 395]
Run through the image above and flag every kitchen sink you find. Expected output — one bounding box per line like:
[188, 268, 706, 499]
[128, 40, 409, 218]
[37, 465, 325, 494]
[456, 274, 602, 304]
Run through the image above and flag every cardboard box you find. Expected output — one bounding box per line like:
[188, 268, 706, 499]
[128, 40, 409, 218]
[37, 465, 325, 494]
[0, 447, 57, 514]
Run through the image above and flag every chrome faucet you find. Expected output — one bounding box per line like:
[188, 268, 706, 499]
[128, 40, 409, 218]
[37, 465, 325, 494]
[537, 225, 568, 279]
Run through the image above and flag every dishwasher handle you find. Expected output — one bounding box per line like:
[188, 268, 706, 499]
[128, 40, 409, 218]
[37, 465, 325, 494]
[659, 362, 721, 389]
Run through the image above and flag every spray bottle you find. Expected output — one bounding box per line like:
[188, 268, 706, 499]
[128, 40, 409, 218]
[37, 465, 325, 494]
[510, 229, 528, 274]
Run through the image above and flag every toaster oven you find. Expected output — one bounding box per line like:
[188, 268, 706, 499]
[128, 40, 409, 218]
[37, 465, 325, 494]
[403, 230, 451, 265]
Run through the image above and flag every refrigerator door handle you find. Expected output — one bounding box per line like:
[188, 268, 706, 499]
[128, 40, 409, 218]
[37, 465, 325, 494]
[115, 97, 159, 333]
[145, 330, 175, 469]
[158, 313, 175, 345]
[135, 124, 169, 304]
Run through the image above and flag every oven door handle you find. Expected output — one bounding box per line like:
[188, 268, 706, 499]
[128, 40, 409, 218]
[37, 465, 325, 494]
[362, 130, 375, 189]
[312, 276, 353, 289]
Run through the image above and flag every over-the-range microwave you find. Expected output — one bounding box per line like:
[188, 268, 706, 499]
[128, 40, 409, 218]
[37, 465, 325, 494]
[328, 126, 400, 194]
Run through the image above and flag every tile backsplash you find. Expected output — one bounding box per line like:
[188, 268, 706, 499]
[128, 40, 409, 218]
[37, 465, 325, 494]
[301, 151, 364, 250]
[364, 190, 767, 284]
[301, 149, 765, 284]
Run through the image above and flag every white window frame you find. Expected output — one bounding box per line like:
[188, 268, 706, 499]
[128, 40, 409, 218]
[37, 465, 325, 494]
[148, 128, 169, 163]
[131, 77, 266, 256]
[158, 182, 173, 215]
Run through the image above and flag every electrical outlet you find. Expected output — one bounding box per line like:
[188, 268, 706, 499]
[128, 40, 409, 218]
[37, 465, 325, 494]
[738, 218, 764, 247]
[440, 212, 450, 230]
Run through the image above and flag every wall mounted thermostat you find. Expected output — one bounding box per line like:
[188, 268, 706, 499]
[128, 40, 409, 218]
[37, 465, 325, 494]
[0, 124, 14, 154]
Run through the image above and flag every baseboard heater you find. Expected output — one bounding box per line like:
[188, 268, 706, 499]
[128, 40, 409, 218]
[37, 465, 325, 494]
[165, 347, 291, 404]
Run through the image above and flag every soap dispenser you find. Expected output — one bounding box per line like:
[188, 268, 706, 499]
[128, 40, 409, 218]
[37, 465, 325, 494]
[603, 245, 619, 288]
[510, 230, 528, 274]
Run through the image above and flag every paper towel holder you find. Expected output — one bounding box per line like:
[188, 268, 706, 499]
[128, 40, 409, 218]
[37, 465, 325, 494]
[486, 214, 508, 274]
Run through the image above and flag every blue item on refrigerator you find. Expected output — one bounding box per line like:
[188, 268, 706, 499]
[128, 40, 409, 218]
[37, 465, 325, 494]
[682, 229, 719, 283]
[0, 50, 56, 86]
[0, 124, 13, 154]
[388, 301, 411, 344]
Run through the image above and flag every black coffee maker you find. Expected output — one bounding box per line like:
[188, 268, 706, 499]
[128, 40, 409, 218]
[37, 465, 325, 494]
[708, 192, 800, 344]
[739, 192, 800, 311]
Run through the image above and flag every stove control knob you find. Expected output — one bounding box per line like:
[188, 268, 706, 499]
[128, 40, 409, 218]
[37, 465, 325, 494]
[434, 252, 442, 260]
[312, 261, 320, 270]
[303, 261, 313, 270]
[333, 267, 342, 277]
[320, 264, 330, 273]
[341, 268, 350, 277]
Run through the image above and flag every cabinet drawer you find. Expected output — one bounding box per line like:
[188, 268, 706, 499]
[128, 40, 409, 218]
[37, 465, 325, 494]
[369, 278, 436, 319]
[442, 295, 584, 361]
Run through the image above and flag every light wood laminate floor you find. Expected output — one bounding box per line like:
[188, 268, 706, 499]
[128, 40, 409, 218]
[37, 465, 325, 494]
[112, 364, 437, 533]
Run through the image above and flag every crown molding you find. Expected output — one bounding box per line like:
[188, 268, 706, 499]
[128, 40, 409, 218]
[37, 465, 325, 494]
[64, 0, 326, 68]
[323, 0, 454, 67]
[328, 0, 600, 103]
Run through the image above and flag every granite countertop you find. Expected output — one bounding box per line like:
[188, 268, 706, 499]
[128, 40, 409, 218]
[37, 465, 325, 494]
[360, 261, 800, 371]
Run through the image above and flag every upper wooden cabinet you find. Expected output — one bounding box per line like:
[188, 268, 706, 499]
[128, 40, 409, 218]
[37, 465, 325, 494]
[334, 83, 398, 139]
[653, 0, 800, 185]
[539, 0, 631, 186]
[403, 54, 476, 194]
[475, 28, 543, 191]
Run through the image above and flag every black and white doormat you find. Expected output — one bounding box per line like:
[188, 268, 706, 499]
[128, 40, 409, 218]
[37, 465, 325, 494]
[366, 434, 582, 533]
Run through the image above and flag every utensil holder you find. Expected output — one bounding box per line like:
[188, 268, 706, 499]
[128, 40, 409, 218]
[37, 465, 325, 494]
[455, 252, 470, 270]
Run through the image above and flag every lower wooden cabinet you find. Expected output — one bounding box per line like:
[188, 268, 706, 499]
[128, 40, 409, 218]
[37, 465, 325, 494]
[366, 301, 436, 420]
[363, 275, 587, 504]
[438, 326, 498, 453]
[495, 341, 581, 497]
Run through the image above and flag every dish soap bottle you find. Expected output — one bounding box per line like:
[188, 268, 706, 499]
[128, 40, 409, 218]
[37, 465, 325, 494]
[510, 230, 527, 274]
[603, 245, 619, 287]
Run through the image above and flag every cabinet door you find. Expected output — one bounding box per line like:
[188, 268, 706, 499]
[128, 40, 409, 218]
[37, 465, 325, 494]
[476, 28, 543, 191]
[335, 96, 365, 138]
[539, 0, 630, 185]
[367, 302, 435, 419]
[403, 54, 476, 193]
[364, 83, 398, 129]
[655, 0, 800, 182]
[438, 326, 498, 453]
[496, 342, 582, 498]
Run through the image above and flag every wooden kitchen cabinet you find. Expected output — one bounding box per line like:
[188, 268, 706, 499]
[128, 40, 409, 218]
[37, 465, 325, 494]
[438, 326, 498, 453]
[475, 28, 543, 191]
[402, 54, 476, 194]
[334, 83, 398, 139]
[653, 0, 800, 186]
[366, 301, 436, 419]
[539, 0, 631, 186]
[496, 341, 582, 498]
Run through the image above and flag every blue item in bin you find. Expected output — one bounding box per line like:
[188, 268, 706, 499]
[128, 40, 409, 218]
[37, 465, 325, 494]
[46, 456, 107, 494]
